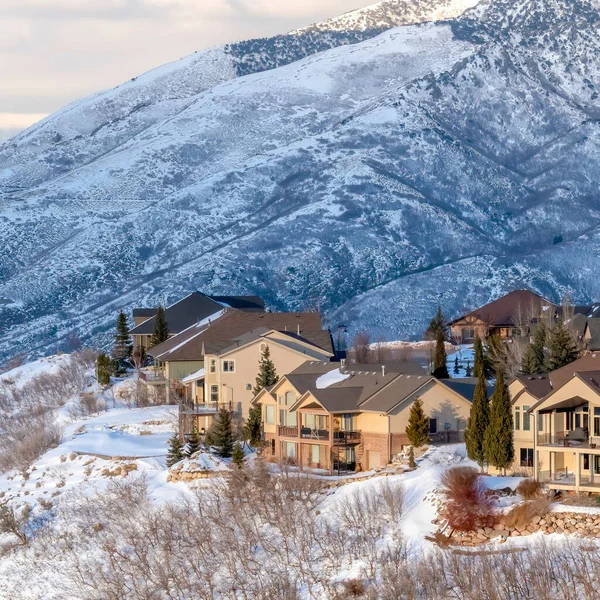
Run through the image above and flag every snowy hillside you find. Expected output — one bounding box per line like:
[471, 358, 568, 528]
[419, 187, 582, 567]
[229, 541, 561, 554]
[3, 0, 600, 360]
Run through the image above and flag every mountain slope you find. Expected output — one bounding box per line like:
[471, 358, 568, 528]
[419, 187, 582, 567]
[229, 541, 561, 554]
[2, 0, 600, 360]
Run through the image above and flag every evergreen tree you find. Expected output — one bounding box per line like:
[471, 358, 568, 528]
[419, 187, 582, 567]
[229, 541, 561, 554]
[150, 305, 169, 348]
[464, 369, 490, 472]
[405, 398, 430, 448]
[244, 403, 263, 447]
[253, 345, 279, 395]
[465, 360, 472, 378]
[473, 335, 484, 380]
[454, 356, 460, 376]
[113, 310, 132, 361]
[426, 306, 449, 341]
[408, 445, 416, 469]
[211, 407, 234, 458]
[185, 429, 201, 458]
[232, 441, 245, 468]
[96, 352, 112, 386]
[432, 330, 450, 379]
[483, 368, 514, 475]
[522, 321, 548, 375]
[548, 319, 580, 371]
[166, 434, 184, 468]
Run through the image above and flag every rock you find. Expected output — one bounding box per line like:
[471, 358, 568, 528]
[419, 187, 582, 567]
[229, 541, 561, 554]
[531, 515, 541, 525]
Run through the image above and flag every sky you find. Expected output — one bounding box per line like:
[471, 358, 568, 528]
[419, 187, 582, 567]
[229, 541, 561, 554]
[0, 0, 367, 141]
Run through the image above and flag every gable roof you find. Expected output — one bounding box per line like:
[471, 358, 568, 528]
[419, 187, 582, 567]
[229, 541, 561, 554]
[131, 292, 265, 336]
[584, 318, 600, 351]
[149, 309, 329, 361]
[449, 290, 556, 327]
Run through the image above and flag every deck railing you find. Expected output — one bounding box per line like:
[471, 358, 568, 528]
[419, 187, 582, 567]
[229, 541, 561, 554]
[278, 425, 299, 437]
[300, 427, 329, 441]
[333, 431, 361, 445]
[179, 400, 232, 415]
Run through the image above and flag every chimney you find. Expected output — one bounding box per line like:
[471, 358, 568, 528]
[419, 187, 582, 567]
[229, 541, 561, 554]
[341, 358, 346, 368]
[297, 324, 300, 335]
[382, 365, 386, 377]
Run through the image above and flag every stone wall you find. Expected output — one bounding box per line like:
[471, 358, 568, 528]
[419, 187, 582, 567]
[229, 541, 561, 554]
[448, 511, 600, 546]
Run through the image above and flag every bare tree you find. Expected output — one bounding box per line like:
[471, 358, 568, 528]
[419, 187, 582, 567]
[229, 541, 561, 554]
[352, 331, 371, 364]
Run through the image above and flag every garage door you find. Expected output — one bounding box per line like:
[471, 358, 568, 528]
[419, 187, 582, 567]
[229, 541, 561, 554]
[368, 451, 381, 470]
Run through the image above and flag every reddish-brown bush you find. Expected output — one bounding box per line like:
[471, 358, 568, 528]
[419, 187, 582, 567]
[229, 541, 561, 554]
[516, 478, 543, 500]
[503, 497, 551, 529]
[440, 466, 496, 532]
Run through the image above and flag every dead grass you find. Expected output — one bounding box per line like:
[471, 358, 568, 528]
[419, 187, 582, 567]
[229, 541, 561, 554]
[503, 497, 551, 530]
[516, 478, 544, 500]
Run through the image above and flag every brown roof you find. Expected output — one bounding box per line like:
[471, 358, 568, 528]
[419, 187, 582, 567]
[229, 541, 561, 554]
[150, 309, 327, 361]
[548, 353, 600, 390]
[514, 375, 553, 400]
[450, 290, 556, 327]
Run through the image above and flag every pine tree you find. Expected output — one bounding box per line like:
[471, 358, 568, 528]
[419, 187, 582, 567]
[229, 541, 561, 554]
[464, 369, 490, 472]
[150, 305, 169, 348]
[166, 434, 184, 468]
[253, 345, 279, 395]
[522, 321, 548, 374]
[548, 319, 580, 371]
[454, 356, 460, 376]
[405, 398, 430, 448]
[96, 352, 112, 386]
[432, 330, 450, 379]
[465, 360, 472, 377]
[426, 306, 449, 341]
[113, 310, 132, 361]
[244, 403, 263, 447]
[211, 407, 234, 458]
[232, 441, 245, 468]
[185, 429, 201, 458]
[408, 445, 416, 469]
[473, 335, 484, 380]
[483, 368, 514, 475]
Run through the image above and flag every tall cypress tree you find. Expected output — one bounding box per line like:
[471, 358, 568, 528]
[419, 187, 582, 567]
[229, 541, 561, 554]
[522, 321, 548, 374]
[405, 398, 430, 448]
[150, 305, 169, 347]
[548, 319, 579, 371]
[426, 306, 449, 341]
[473, 335, 484, 380]
[484, 368, 514, 475]
[113, 310, 132, 363]
[245, 403, 263, 447]
[211, 407, 234, 458]
[464, 369, 490, 472]
[253, 345, 279, 395]
[432, 330, 450, 379]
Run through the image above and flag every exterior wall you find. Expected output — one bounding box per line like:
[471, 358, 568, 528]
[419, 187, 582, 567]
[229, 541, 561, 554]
[203, 341, 330, 419]
[356, 412, 389, 434]
[166, 361, 203, 383]
[450, 318, 488, 343]
[361, 432, 390, 470]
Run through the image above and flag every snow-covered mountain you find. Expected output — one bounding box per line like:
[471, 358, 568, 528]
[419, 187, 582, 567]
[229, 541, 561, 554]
[2, 0, 600, 361]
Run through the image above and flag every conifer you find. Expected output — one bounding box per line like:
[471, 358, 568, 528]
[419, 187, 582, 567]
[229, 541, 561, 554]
[432, 330, 449, 379]
[245, 403, 263, 447]
[96, 352, 112, 386]
[232, 441, 245, 468]
[253, 345, 279, 395]
[405, 398, 430, 448]
[473, 335, 484, 379]
[408, 445, 416, 469]
[522, 321, 548, 374]
[150, 305, 169, 348]
[464, 369, 489, 472]
[465, 360, 472, 377]
[166, 434, 184, 468]
[211, 407, 234, 458]
[454, 356, 460, 376]
[426, 306, 449, 341]
[185, 429, 201, 458]
[483, 368, 514, 474]
[113, 310, 132, 361]
[548, 319, 580, 370]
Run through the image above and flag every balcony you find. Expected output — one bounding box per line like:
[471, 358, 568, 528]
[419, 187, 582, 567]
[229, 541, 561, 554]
[300, 427, 329, 441]
[139, 370, 167, 385]
[537, 430, 595, 448]
[179, 400, 232, 415]
[278, 425, 299, 437]
[333, 430, 361, 445]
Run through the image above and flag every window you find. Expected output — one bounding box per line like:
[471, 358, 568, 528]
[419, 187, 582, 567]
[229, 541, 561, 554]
[522, 407, 530, 431]
[566, 412, 574, 430]
[584, 454, 590, 470]
[429, 418, 437, 434]
[463, 328, 475, 341]
[538, 413, 544, 433]
[210, 385, 219, 403]
[279, 409, 297, 427]
[271, 439, 275, 455]
[246, 383, 252, 391]
[520, 448, 534, 467]
[265, 405, 275, 424]
[576, 413, 581, 429]
[311, 444, 320, 464]
[285, 391, 296, 406]
[209, 358, 216, 373]
[514, 408, 521, 430]
[341, 414, 353, 431]
[222, 360, 235, 373]
[285, 442, 296, 458]
[305, 414, 327, 431]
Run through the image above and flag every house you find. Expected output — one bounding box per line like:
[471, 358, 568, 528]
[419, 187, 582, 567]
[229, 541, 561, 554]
[130, 291, 265, 350]
[449, 290, 558, 343]
[509, 353, 600, 492]
[143, 309, 335, 436]
[255, 361, 481, 474]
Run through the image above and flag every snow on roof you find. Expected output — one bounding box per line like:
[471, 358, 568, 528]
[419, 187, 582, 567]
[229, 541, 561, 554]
[315, 368, 351, 389]
[181, 368, 206, 384]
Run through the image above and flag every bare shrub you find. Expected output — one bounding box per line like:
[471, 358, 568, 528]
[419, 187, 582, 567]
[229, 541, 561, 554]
[341, 578, 366, 597]
[503, 497, 551, 530]
[440, 466, 496, 532]
[0, 503, 28, 545]
[516, 478, 544, 500]
[353, 331, 371, 364]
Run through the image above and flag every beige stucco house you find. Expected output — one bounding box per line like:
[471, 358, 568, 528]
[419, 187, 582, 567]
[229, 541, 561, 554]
[256, 361, 478, 474]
